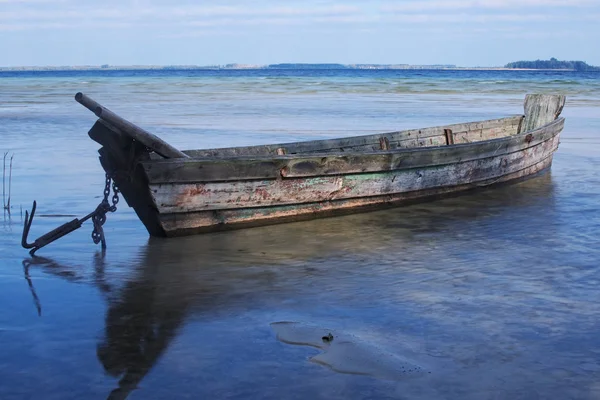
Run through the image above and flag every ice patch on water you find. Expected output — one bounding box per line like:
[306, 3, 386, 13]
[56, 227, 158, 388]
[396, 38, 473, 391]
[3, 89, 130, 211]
[271, 321, 429, 380]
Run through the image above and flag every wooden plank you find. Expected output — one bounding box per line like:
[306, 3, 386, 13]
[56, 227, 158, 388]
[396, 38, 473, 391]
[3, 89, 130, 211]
[277, 134, 449, 154]
[158, 154, 555, 236]
[142, 118, 563, 183]
[150, 134, 559, 214]
[183, 116, 524, 158]
[453, 124, 519, 144]
[76, 92, 189, 159]
[396, 135, 448, 148]
[520, 94, 566, 133]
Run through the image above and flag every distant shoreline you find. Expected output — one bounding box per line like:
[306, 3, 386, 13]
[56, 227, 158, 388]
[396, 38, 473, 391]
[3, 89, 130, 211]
[0, 64, 583, 72]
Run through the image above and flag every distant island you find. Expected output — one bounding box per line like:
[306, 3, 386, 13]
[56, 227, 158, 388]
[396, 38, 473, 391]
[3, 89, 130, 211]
[505, 58, 600, 71]
[1, 60, 599, 72]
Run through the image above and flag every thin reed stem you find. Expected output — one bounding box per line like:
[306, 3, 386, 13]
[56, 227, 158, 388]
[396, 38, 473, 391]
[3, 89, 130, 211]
[2, 151, 7, 209]
[7, 154, 13, 213]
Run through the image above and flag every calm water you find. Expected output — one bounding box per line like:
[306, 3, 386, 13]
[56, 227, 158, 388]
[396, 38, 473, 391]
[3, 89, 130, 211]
[1, 69, 600, 399]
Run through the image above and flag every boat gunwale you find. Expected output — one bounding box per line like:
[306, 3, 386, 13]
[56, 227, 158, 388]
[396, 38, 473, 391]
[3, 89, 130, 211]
[148, 116, 562, 164]
[140, 118, 563, 186]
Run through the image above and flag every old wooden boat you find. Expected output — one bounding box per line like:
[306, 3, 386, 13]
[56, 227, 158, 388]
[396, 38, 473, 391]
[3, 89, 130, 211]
[75, 93, 565, 237]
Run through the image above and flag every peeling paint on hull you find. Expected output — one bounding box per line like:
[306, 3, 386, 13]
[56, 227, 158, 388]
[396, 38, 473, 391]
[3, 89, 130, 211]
[158, 151, 556, 236]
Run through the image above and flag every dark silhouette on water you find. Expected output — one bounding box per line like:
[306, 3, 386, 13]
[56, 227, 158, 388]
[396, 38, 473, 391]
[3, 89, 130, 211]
[20, 250, 189, 400]
[98, 278, 187, 400]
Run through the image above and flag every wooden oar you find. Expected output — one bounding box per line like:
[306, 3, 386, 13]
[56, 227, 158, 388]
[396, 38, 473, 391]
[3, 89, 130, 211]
[75, 92, 189, 159]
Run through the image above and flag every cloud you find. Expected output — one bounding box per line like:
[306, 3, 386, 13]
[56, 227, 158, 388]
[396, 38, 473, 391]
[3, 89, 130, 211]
[387, 13, 554, 23]
[0, 0, 596, 32]
[381, 0, 598, 12]
[0, 3, 361, 21]
[0, 0, 68, 3]
[0, 3, 371, 31]
[0, 11, 563, 32]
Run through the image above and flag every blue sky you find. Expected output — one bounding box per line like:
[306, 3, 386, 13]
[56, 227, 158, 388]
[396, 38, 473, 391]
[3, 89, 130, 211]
[1, 0, 598, 67]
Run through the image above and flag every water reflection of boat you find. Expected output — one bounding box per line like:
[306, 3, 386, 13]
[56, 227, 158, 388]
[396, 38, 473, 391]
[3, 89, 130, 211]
[97, 272, 187, 400]
[23, 172, 557, 399]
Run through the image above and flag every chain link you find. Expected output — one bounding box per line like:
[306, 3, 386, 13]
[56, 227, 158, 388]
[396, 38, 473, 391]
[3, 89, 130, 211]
[111, 181, 120, 211]
[103, 174, 111, 202]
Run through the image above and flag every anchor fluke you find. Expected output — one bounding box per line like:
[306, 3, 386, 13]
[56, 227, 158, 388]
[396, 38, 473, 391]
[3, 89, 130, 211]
[21, 201, 84, 256]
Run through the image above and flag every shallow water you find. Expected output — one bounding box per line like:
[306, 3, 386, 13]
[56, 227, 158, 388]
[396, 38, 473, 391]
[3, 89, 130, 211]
[1, 69, 600, 399]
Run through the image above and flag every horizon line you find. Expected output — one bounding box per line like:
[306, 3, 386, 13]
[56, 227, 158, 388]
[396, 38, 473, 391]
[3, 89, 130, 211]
[0, 62, 541, 71]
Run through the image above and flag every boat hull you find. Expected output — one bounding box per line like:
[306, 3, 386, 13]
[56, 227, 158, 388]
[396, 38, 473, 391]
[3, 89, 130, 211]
[153, 128, 560, 236]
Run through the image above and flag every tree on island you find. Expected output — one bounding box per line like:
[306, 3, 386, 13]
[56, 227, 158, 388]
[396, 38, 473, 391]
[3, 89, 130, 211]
[505, 58, 600, 71]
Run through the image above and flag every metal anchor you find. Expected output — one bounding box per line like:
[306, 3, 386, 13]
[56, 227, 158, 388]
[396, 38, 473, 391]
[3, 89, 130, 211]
[21, 200, 111, 256]
[22, 173, 119, 256]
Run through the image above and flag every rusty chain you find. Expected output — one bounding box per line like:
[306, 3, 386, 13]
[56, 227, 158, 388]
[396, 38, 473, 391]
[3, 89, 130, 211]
[91, 173, 120, 248]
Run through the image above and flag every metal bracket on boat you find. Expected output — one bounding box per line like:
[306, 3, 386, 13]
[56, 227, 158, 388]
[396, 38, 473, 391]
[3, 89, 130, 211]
[21, 174, 119, 256]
